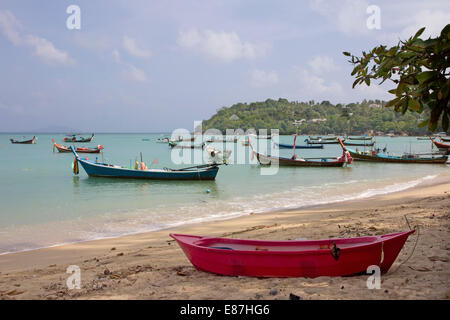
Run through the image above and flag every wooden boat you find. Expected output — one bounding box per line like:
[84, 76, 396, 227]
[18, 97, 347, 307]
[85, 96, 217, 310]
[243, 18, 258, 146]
[343, 141, 375, 147]
[52, 139, 103, 153]
[156, 137, 170, 143]
[64, 134, 94, 143]
[70, 147, 220, 180]
[274, 142, 323, 149]
[341, 141, 448, 164]
[255, 152, 350, 167]
[348, 136, 373, 141]
[10, 136, 36, 144]
[306, 139, 344, 145]
[169, 141, 205, 149]
[206, 137, 238, 143]
[417, 137, 431, 140]
[441, 137, 450, 142]
[173, 136, 196, 142]
[170, 230, 415, 277]
[431, 138, 450, 151]
[242, 140, 249, 146]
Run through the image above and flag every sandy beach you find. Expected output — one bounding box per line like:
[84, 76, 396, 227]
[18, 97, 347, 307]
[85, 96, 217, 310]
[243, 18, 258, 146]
[0, 177, 449, 300]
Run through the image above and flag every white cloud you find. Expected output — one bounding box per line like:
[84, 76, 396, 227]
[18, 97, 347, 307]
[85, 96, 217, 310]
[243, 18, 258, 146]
[123, 36, 151, 58]
[249, 69, 279, 88]
[296, 67, 343, 96]
[0, 10, 74, 65]
[309, 0, 371, 36]
[0, 10, 21, 45]
[308, 55, 338, 75]
[400, 9, 450, 39]
[124, 64, 148, 82]
[177, 28, 266, 63]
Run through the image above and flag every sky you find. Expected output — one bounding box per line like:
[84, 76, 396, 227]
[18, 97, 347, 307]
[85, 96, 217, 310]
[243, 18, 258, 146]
[0, 0, 449, 132]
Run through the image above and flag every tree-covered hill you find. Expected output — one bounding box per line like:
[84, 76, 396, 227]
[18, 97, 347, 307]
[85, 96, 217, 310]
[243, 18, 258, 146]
[201, 98, 439, 135]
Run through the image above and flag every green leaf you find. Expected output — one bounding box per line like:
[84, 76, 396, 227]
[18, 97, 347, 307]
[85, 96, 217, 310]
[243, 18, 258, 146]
[413, 27, 426, 40]
[385, 97, 401, 108]
[408, 99, 421, 112]
[416, 71, 436, 84]
[343, 51, 351, 56]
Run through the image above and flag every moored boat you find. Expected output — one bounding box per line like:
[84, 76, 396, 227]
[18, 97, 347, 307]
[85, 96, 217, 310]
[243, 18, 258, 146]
[64, 134, 94, 143]
[305, 138, 344, 145]
[341, 140, 448, 164]
[274, 142, 324, 149]
[343, 141, 375, 147]
[10, 136, 36, 144]
[70, 147, 220, 180]
[441, 137, 450, 142]
[348, 136, 373, 141]
[170, 230, 415, 277]
[52, 139, 103, 153]
[431, 138, 450, 151]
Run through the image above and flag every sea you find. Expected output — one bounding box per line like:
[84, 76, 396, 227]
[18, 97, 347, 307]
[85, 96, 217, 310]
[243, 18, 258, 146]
[0, 133, 448, 255]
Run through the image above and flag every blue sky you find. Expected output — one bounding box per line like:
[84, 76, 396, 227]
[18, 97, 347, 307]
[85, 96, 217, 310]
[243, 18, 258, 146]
[0, 0, 449, 132]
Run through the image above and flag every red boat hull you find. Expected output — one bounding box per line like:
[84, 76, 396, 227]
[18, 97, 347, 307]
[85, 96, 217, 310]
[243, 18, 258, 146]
[171, 231, 414, 278]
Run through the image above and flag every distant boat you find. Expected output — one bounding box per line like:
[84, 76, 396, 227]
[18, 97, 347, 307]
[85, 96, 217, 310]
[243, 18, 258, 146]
[206, 137, 238, 143]
[169, 141, 205, 149]
[170, 230, 415, 277]
[52, 139, 103, 153]
[343, 141, 375, 147]
[341, 141, 447, 164]
[441, 137, 450, 142]
[417, 137, 431, 140]
[10, 136, 36, 144]
[274, 142, 323, 149]
[70, 147, 220, 180]
[305, 139, 344, 145]
[348, 136, 373, 141]
[156, 137, 170, 143]
[64, 134, 94, 143]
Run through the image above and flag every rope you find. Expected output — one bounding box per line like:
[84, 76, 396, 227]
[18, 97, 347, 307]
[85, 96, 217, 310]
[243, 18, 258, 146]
[389, 225, 420, 275]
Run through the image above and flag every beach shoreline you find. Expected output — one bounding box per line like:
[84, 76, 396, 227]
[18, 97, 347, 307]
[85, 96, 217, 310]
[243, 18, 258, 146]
[0, 176, 449, 300]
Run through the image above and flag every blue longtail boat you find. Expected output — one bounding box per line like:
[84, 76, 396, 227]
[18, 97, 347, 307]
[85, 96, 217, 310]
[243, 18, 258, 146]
[70, 147, 220, 180]
[274, 142, 324, 149]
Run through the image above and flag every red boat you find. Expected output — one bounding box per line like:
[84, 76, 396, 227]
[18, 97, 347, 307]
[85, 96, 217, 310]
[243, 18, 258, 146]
[170, 230, 415, 278]
[10, 136, 36, 144]
[431, 138, 450, 150]
[52, 139, 103, 153]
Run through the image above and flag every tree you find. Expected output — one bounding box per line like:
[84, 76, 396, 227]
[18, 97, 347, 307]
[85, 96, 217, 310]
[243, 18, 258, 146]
[344, 24, 450, 131]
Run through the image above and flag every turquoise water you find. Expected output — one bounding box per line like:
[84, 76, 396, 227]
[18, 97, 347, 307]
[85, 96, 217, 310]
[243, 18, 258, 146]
[0, 133, 448, 254]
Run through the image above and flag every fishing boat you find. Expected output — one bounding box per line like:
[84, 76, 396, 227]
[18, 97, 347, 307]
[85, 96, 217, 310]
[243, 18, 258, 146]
[431, 138, 450, 151]
[70, 147, 220, 180]
[64, 134, 94, 143]
[52, 139, 103, 153]
[441, 137, 450, 142]
[417, 137, 430, 140]
[274, 142, 324, 149]
[170, 230, 415, 277]
[254, 152, 351, 167]
[169, 141, 205, 149]
[343, 141, 375, 147]
[348, 136, 373, 141]
[341, 141, 448, 164]
[305, 139, 344, 145]
[242, 140, 249, 146]
[206, 137, 238, 143]
[173, 136, 196, 142]
[156, 137, 170, 143]
[10, 136, 36, 144]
